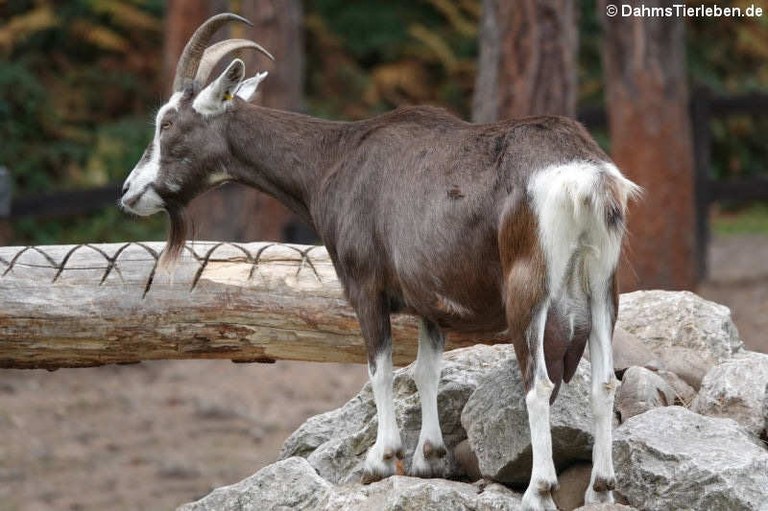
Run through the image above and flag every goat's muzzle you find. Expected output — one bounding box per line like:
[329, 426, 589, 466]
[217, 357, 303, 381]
[120, 182, 164, 217]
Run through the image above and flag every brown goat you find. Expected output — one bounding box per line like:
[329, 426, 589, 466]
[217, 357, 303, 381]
[121, 14, 639, 510]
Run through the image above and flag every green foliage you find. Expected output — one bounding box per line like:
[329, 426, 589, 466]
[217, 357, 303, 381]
[12, 207, 167, 245]
[2, 0, 765, 247]
[1, 0, 164, 244]
[312, 0, 417, 61]
[0, 0, 163, 196]
[0, 60, 62, 192]
[305, 0, 479, 119]
[82, 117, 152, 187]
[687, 7, 768, 92]
[685, 3, 768, 181]
[577, 0, 606, 106]
[712, 203, 768, 235]
[710, 116, 768, 180]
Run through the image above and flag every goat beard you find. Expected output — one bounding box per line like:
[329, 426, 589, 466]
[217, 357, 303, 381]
[159, 204, 190, 270]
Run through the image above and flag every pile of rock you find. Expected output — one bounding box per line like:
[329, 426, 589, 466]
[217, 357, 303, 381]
[178, 291, 768, 511]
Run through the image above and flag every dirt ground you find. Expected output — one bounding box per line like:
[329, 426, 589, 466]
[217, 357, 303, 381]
[1, 234, 766, 511]
[697, 234, 768, 353]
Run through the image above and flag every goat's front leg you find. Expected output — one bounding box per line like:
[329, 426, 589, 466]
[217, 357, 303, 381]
[410, 318, 447, 477]
[356, 295, 403, 483]
[584, 290, 618, 504]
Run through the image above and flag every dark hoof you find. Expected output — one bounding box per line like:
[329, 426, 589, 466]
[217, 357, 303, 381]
[593, 476, 616, 492]
[423, 440, 447, 460]
[383, 447, 405, 461]
[536, 478, 560, 496]
[361, 470, 383, 485]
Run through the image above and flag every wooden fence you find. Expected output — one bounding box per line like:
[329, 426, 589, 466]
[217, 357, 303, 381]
[0, 241, 503, 370]
[690, 90, 768, 276]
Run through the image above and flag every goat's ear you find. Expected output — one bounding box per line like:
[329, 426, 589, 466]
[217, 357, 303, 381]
[235, 71, 268, 102]
[193, 59, 246, 117]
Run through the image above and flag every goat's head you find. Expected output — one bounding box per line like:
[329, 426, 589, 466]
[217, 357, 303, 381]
[120, 13, 272, 262]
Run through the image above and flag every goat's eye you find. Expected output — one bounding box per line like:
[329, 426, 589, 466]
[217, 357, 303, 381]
[161, 120, 172, 131]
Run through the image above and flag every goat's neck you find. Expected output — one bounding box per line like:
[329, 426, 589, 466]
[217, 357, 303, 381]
[225, 103, 341, 225]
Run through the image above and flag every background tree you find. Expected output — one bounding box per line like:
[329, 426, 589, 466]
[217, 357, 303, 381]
[600, 0, 698, 290]
[2, 0, 766, 266]
[473, 0, 577, 120]
[164, 0, 307, 242]
[163, 0, 208, 94]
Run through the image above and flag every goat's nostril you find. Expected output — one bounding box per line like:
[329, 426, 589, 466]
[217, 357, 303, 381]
[122, 183, 130, 196]
[124, 194, 139, 208]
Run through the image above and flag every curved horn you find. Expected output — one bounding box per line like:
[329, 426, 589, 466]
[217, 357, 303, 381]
[173, 13, 253, 92]
[194, 39, 274, 85]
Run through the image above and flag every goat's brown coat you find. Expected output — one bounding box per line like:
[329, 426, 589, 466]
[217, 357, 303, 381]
[150, 99, 617, 393]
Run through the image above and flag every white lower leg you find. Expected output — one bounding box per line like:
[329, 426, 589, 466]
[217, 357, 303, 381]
[411, 322, 445, 476]
[522, 378, 558, 509]
[586, 375, 617, 503]
[585, 299, 617, 504]
[364, 350, 402, 479]
[522, 306, 558, 511]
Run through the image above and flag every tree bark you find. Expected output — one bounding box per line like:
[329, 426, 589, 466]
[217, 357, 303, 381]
[184, 0, 308, 243]
[473, 0, 578, 121]
[163, 0, 209, 94]
[0, 242, 503, 370]
[240, 0, 303, 111]
[600, 0, 698, 290]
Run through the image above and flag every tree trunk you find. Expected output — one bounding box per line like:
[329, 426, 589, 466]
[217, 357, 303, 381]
[0, 242, 503, 370]
[184, 0, 309, 243]
[163, 0, 209, 94]
[473, 0, 578, 121]
[240, 0, 303, 111]
[600, 0, 698, 290]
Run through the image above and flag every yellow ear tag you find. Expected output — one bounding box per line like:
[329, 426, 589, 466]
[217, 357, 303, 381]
[224, 92, 233, 101]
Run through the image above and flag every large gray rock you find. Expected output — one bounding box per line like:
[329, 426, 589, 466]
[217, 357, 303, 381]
[325, 477, 522, 511]
[617, 291, 743, 388]
[552, 462, 592, 511]
[182, 292, 760, 511]
[574, 505, 637, 511]
[461, 357, 594, 484]
[614, 406, 768, 511]
[611, 327, 662, 374]
[692, 350, 768, 438]
[279, 344, 517, 483]
[177, 457, 332, 511]
[764, 382, 768, 443]
[655, 369, 697, 407]
[615, 366, 674, 422]
[178, 457, 524, 511]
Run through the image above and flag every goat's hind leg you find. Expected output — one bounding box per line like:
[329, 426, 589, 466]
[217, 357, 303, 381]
[584, 274, 619, 504]
[506, 265, 558, 510]
[410, 318, 447, 477]
[519, 301, 559, 511]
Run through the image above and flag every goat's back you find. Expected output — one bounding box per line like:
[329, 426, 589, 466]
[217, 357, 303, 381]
[314, 107, 618, 335]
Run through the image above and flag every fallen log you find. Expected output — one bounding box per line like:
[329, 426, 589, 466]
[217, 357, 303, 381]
[0, 242, 503, 369]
